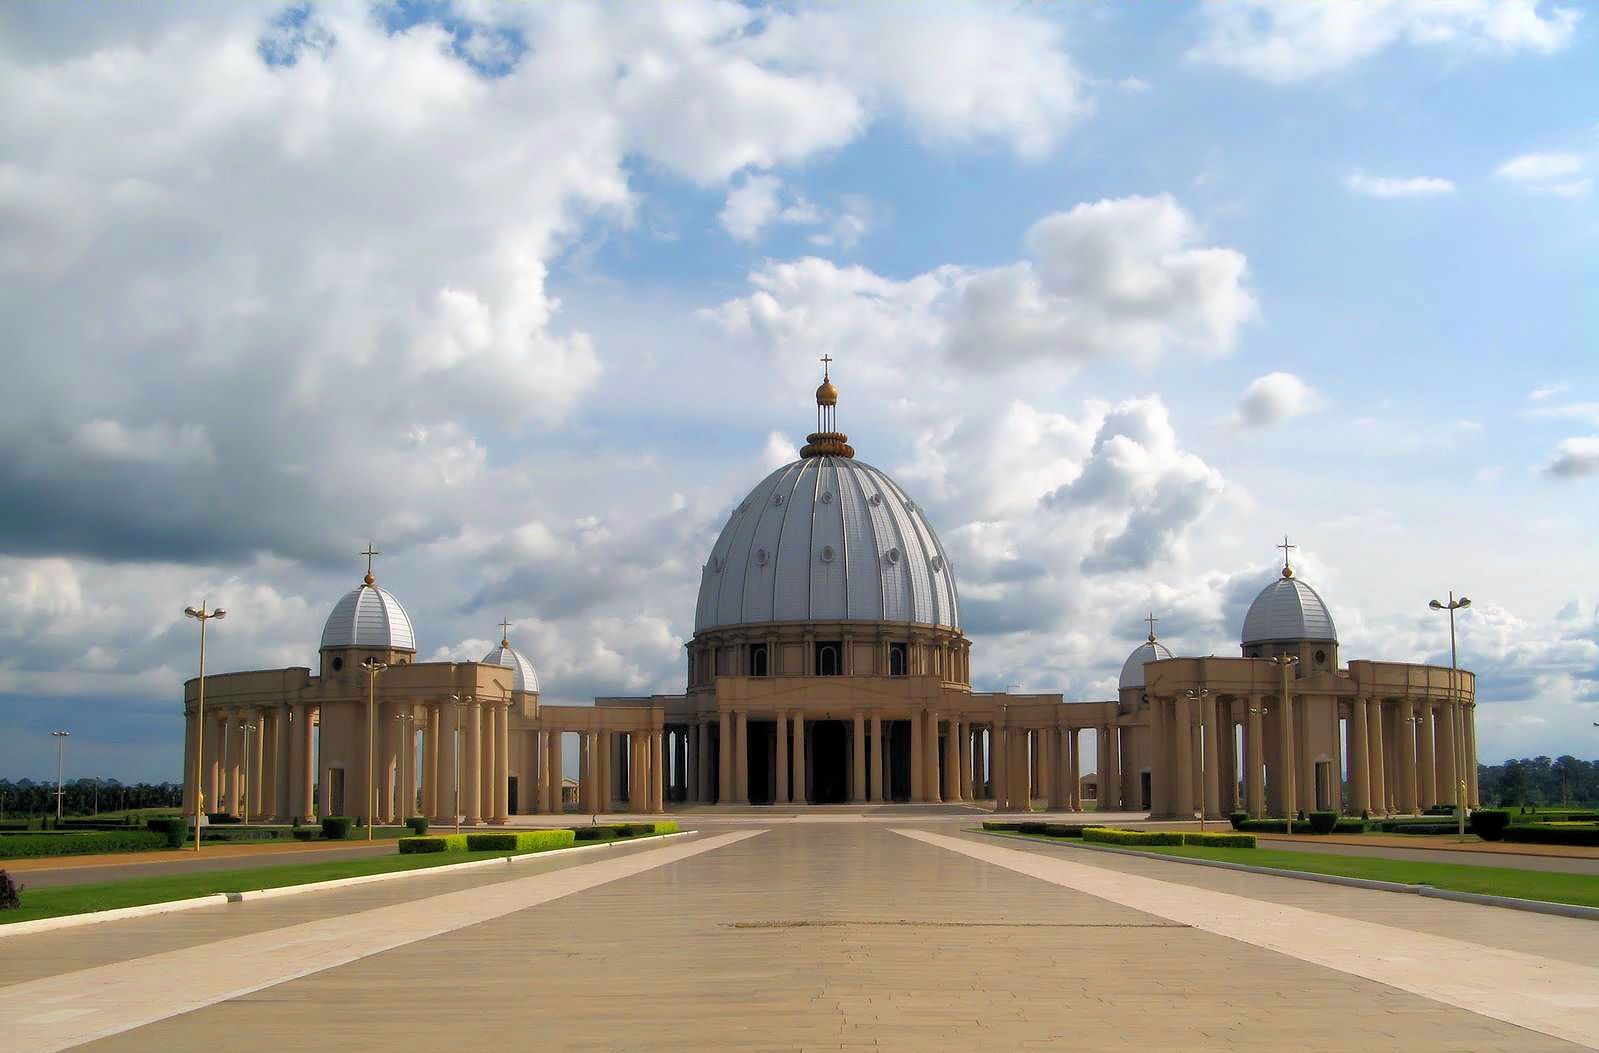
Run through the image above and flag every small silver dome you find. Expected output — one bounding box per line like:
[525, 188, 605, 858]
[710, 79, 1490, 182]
[694, 455, 959, 633]
[1242, 575, 1337, 645]
[482, 641, 539, 694]
[1119, 638, 1174, 691]
[320, 584, 416, 652]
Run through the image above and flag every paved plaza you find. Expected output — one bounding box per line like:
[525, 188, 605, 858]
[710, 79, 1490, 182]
[3, 820, 1597, 1052]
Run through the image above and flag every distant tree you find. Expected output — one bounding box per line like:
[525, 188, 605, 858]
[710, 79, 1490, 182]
[1499, 760, 1530, 808]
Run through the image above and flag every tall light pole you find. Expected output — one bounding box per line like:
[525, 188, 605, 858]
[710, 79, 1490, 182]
[1185, 688, 1211, 831]
[449, 693, 471, 835]
[1268, 655, 1299, 835]
[362, 658, 388, 842]
[185, 602, 227, 851]
[51, 730, 70, 822]
[1429, 593, 1471, 841]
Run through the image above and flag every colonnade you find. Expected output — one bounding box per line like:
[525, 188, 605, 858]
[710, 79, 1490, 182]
[185, 704, 318, 823]
[1146, 694, 1478, 819]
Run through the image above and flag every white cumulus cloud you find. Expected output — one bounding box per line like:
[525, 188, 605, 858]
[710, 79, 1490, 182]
[1545, 437, 1599, 478]
[1495, 151, 1591, 197]
[1344, 171, 1456, 198]
[1233, 372, 1325, 428]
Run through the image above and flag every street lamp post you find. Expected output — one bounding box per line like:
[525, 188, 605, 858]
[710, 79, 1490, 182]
[362, 658, 388, 843]
[1185, 688, 1211, 831]
[1268, 655, 1299, 835]
[185, 602, 227, 851]
[449, 694, 471, 835]
[51, 730, 70, 822]
[1429, 593, 1471, 842]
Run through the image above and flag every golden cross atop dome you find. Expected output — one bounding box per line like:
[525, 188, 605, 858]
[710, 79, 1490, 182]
[1277, 535, 1296, 578]
[820, 354, 833, 379]
[499, 617, 513, 647]
[1145, 611, 1159, 643]
[361, 542, 380, 586]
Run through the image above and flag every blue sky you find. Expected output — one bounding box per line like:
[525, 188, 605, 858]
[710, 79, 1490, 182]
[0, 0, 1595, 783]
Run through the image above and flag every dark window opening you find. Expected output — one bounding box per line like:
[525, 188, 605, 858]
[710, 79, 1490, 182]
[331, 656, 344, 672]
[816, 642, 842, 676]
[1314, 649, 1327, 665]
[888, 642, 908, 677]
[749, 644, 769, 678]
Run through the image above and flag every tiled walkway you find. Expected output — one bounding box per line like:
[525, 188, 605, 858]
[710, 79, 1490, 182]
[1, 822, 1591, 1052]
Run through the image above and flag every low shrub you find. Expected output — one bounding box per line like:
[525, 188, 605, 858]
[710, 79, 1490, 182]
[0, 831, 167, 859]
[146, 817, 190, 848]
[574, 827, 619, 842]
[649, 820, 679, 835]
[405, 816, 429, 836]
[1082, 827, 1184, 847]
[1184, 831, 1256, 848]
[1391, 823, 1459, 835]
[982, 821, 1022, 832]
[1043, 824, 1088, 838]
[1308, 811, 1338, 835]
[198, 828, 283, 843]
[1333, 819, 1367, 834]
[292, 829, 318, 842]
[513, 829, 576, 852]
[1470, 809, 1511, 841]
[0, 869, 20, 909]
[466, 833, 517, 851]
[206, 813, 242, 824]
[321, 816, 353, 840]
[1228, 811, 1249, 831]
[1235, 818, 1314, 834]
[59, 820, 141, 831]
[1501, 824, 1599, 847]
[1424, 804, 1457, 816]
[397, 834, 471, 854]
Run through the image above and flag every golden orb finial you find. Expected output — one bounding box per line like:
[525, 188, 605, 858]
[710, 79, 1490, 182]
[361, 542, 380, 586]
[816, 378, 838, 406]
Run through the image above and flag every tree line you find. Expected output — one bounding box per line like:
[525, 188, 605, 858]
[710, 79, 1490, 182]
[0, 778, 182, 818]
[1477, 756, 1599, 808]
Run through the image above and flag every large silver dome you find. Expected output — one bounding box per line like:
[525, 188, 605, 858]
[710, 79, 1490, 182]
[1242, 574, 1337, 645]
[320, 583, 416, 652]
[694, 455, 960, 633]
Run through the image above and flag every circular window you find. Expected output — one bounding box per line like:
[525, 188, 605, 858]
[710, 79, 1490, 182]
[869, 493, 882, 507]
[820, 546, 835, 563]
[1314, 650, 1327, 664]
[331, 656, 344, 672]
[929, 556, 944, 572]
[773, 493, 784, 506]
[755, 548, 769, 566]
[887, 547, 901, 564]
[821, 491, 833, 504]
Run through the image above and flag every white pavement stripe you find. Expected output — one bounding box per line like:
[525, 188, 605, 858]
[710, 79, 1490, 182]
[0, 830, 765, 1053]
[898, 829, 1599, 1051]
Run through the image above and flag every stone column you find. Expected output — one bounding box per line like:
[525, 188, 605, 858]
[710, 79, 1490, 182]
[377, 704, 395, 822]
[1415, 702, 1436, 811]
[1394, 700, 1417, 814]
[422, 706, 438, 818]
[463, 701, 483, 823]
[272, 703, 291, 821]
[228, 714, 244, 817]
[576, 732, 592, 814]
[924, 711, 943, 804]
[479, 704, 496, 822]
[870, 713, 885, 803]
[910, 711, 925, 803]
[288, 704, 307, 821]
[1365, 699, 1387, 817]
[852, 712, 867, 804]
[1046, 729, 1066, 811]
[1069, 728, 1082, 810]
[944, 718, 962, 802]
[1348, 698, 1370, 815]
[1174, 701, 1194, 820]
[545, 730, 562, 814]
[718, 712, 733, 803]
[497, 705, 511, 821]
[1202, 694, 1221, 819]
[650, 729, 666, 813]
[775, 710, 789, 804]
[1011, 727, 1030, 811]
[1275, 696, 1295, 819]
[991, 724, 1008, 810]
[958, 721, 972, 801]
[1245, 701, 1265, 818]
[1436, 701, 1457, 806]
[1147, 700, 1168, 817]
[792, 712, 806, 804]
[686, 723, 698, 804]
[698, 720, 713, 803]
[734, 711, 749, 804]
[1465, 705, 1479, 807]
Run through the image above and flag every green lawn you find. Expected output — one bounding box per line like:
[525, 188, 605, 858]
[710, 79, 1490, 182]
[998, 832, 1599, 909]
[1, 831, 676, 925]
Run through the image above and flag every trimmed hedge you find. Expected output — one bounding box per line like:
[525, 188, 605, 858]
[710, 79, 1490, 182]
[321, 816, 353, 840]
[1501, 824, 1599, 847]
[0, 831, 167, 860]
[465, 830, 577, 853]
[1390, 823, 1459, 835]
[405, 816, 429, 836]
[1308, 811, 1338, 835]
[1469, 809, 1511, 841]
[982, 821, 1022, 832]
[146, 817, 190, 847]
[574, 827, 620, 842]
[206, 813, 242, 824]
[1184, 831, 1256, 848]
[292, 829, 318, 841]
[1228, 811, 1249, 830]
[1083, 827, 1184, 846]
[649, 820, 679, 835]
[197, 828, 283, 843]
[397, 834, 472, 854]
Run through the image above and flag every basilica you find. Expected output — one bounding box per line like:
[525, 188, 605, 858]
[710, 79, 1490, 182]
[181, 373, 1479, 824]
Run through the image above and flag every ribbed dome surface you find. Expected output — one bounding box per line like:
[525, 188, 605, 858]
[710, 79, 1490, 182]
[1242, 576, 1337, 644]
[1119, 639, 1174, 690]
[482, 642, 539, 693]
[320, 584, 416, 652]
[694, 456, 960, 633]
